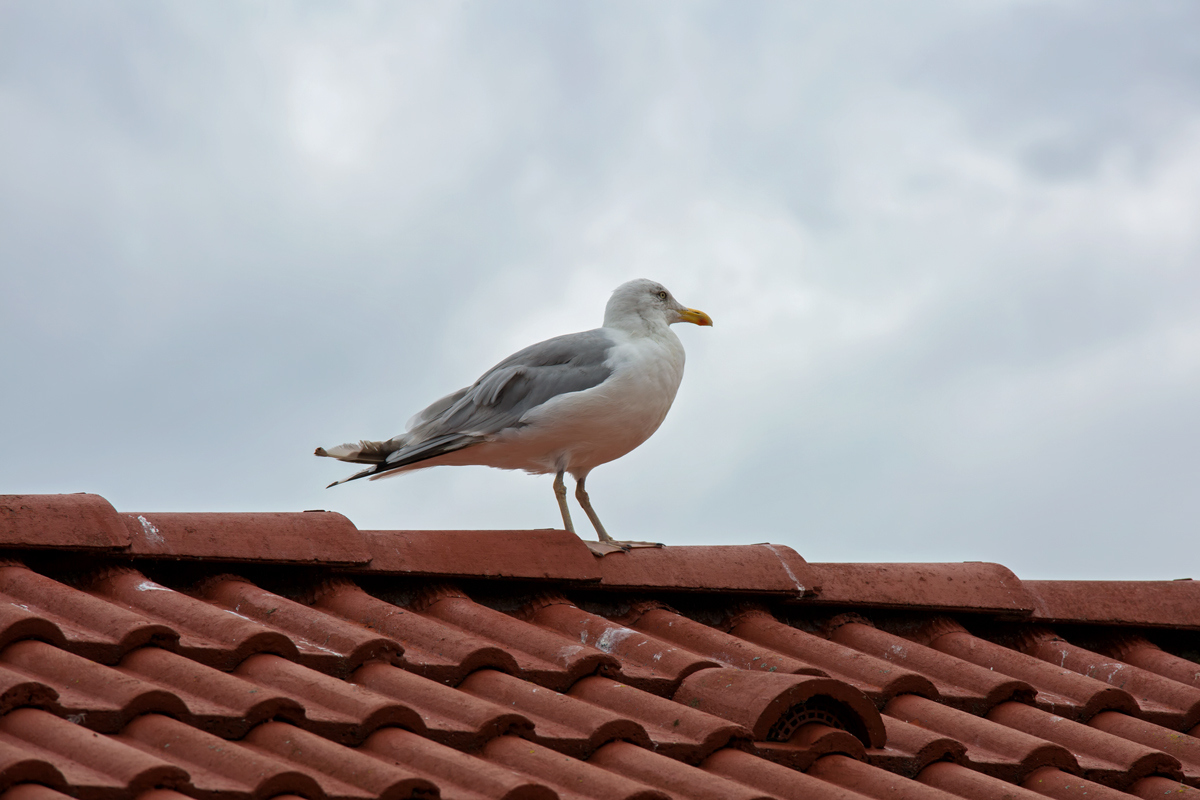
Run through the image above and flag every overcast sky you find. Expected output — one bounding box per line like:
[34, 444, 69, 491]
[3, 1, 1198, 580]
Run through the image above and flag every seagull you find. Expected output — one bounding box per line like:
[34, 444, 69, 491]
[315, 278, 712, 548]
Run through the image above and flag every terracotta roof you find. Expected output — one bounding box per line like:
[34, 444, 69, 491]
[0, 492, 1197, 800]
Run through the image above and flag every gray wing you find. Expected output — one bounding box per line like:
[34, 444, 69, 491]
[320, 329, 616, 482]
[393, 328, 615, 453]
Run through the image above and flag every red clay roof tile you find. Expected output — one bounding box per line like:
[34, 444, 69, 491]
[920, 623, 1140, 721]
[884, 694, 1077, 782]
[86, 570, 296, 670]
[674, 668, 885, 748]
[1019, 765, 1133, 800]
[198, 578, 402, 676]
[1026, 580, 1200, 630]
[566, 676, 749, 762]
[731, 611, 939, 704]
[360, 727, 556, 800]
[116, 713, 325, 800]
[622, 606, 824, 676]
[458, 669, 651, 758]
[241, 722, 438, 800]
[352, 662, 534, 750]
[116, 647, 304, 739]
[751, 723, 867, 770]
[588, 740, 774, 800]
[0, 597, 66, 655]
[986, 701, 1182, 789]
[356, 529, 602, 582]
[1012, 630, 1200, 729]
[0, 495, 130, 551]
[1, 785, 77, 800]
[1088, 711, 1200, 786]
[125, 511, 369, 566]
[0, 565, 177, 664]
[1130, 776, 1200, 798]
[2, 492, 1199, 800]
[596, 544, 818, 596]
[1101, 636, 1200, 690]
[526, 600, 719, 694]
[0, 748, 68, 798]
[1, 709, 188, 800]
[701, 747, 874, 800]
[916, 760, 1053, 800]
[415, 591, 618, 690]
[810, 563, 1035, 614]
[481, 735, 669, 800]
[830, 621, 1035, 715]
[866, 715, 966, 777]
[808, 754, 965, 800]
[0, 640, 186, 733]
[0, 662, 57, 718]
[234, 654, 425, 744]
[312, 582, 521, 684]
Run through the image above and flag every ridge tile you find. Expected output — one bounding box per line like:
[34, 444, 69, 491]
[1026, 581, 1200, 630]
[125, 511, 369, 566]
[811, 563, 1035, 614]
[357, 530, 602, 582]
[0, 495, 129, 551]
[596, 544, 817, 596]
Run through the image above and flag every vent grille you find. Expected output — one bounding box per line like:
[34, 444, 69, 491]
[766, 696, 852, 742]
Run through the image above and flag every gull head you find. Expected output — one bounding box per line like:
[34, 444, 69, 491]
[604, 278, 713, 332]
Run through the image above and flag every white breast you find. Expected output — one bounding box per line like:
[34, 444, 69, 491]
[488, 326, 687, 476]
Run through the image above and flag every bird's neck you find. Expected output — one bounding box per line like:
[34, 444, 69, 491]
[603, 309, 670, 339]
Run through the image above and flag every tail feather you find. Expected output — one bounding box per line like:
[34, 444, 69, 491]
[317, 433, 485, 487]
[314, 439, 399, 464]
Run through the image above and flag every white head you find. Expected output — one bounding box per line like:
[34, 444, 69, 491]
[603, 278, 713, 333]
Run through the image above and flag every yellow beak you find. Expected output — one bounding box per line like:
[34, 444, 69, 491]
[679, 307, 714, 327]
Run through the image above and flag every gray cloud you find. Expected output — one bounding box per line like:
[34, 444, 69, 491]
[2, 1, 1198, 579]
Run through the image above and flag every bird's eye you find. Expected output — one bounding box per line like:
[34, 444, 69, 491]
[657, 291, 668, 300]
